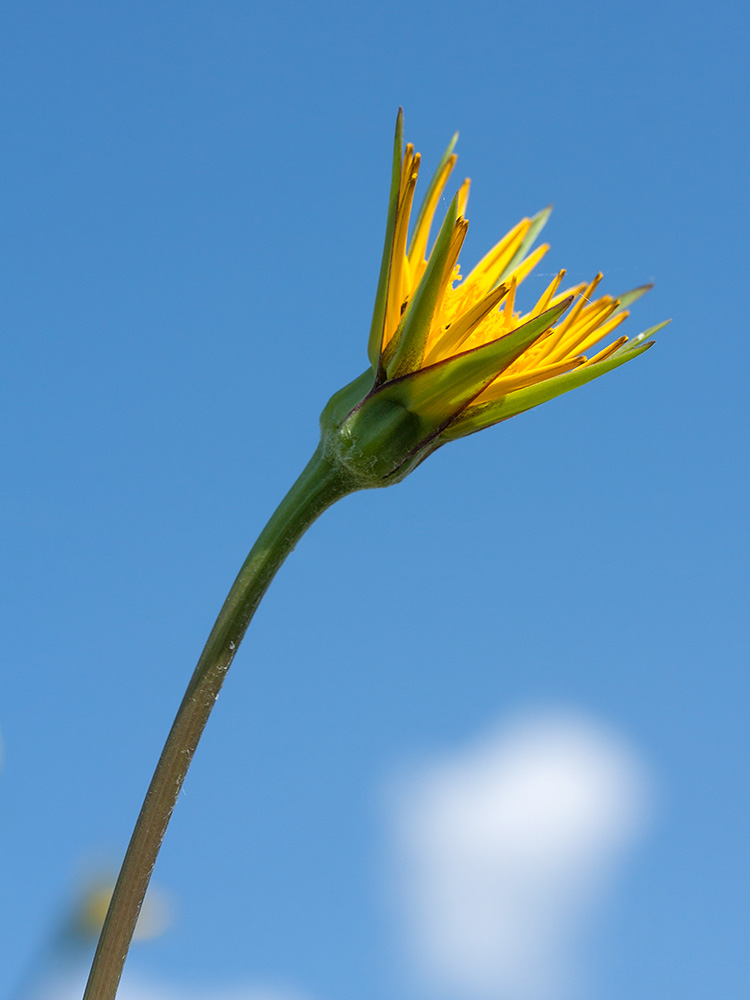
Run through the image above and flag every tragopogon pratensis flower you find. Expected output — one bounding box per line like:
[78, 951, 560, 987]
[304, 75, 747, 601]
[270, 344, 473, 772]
[320, 110, 667, 485]
[83, 112, 667, 1000]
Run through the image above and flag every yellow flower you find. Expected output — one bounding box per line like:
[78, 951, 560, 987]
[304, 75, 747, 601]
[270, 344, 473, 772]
[72, 880, 171, 941]
[320, 111, 666, 485]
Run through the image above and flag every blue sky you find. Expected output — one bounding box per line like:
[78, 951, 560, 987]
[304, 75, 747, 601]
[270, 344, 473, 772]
[1, 2, 749, 999]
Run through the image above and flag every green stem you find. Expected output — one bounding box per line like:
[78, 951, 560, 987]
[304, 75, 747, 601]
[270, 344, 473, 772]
[82, 444, 356, 1000]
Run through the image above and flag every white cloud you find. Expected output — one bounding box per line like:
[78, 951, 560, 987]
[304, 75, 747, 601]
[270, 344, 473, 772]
[386, 710, 653, 1000]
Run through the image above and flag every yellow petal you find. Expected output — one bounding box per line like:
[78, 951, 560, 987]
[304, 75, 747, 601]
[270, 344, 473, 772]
[477, 356, 587, 402]
[498, 242, 550, 292]
[385, 160, 421, 346]
[459, 219, 530, 296]
[540, 300, 621, 365]
[582, 334, 630, 365]
[407, 154, 458, 267]
[423, 282, 510, 364]
[457, 178, 471, 217]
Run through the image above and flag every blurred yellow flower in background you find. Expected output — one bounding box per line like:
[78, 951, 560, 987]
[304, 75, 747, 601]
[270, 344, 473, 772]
[73, 879, 170, 943]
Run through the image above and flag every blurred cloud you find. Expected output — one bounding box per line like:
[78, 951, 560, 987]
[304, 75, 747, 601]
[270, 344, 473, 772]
[30, 711, 650, 1000]
[387, 709, 653, 1000]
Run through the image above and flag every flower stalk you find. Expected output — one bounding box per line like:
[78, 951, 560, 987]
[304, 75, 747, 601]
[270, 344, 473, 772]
[82, 447, 358, 1000]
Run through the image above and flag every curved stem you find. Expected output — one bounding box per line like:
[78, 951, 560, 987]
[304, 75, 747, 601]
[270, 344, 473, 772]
[83, 445, 356, 1000]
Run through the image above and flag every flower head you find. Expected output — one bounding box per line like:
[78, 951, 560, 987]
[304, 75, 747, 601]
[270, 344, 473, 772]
[320, 111, 666, 486]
